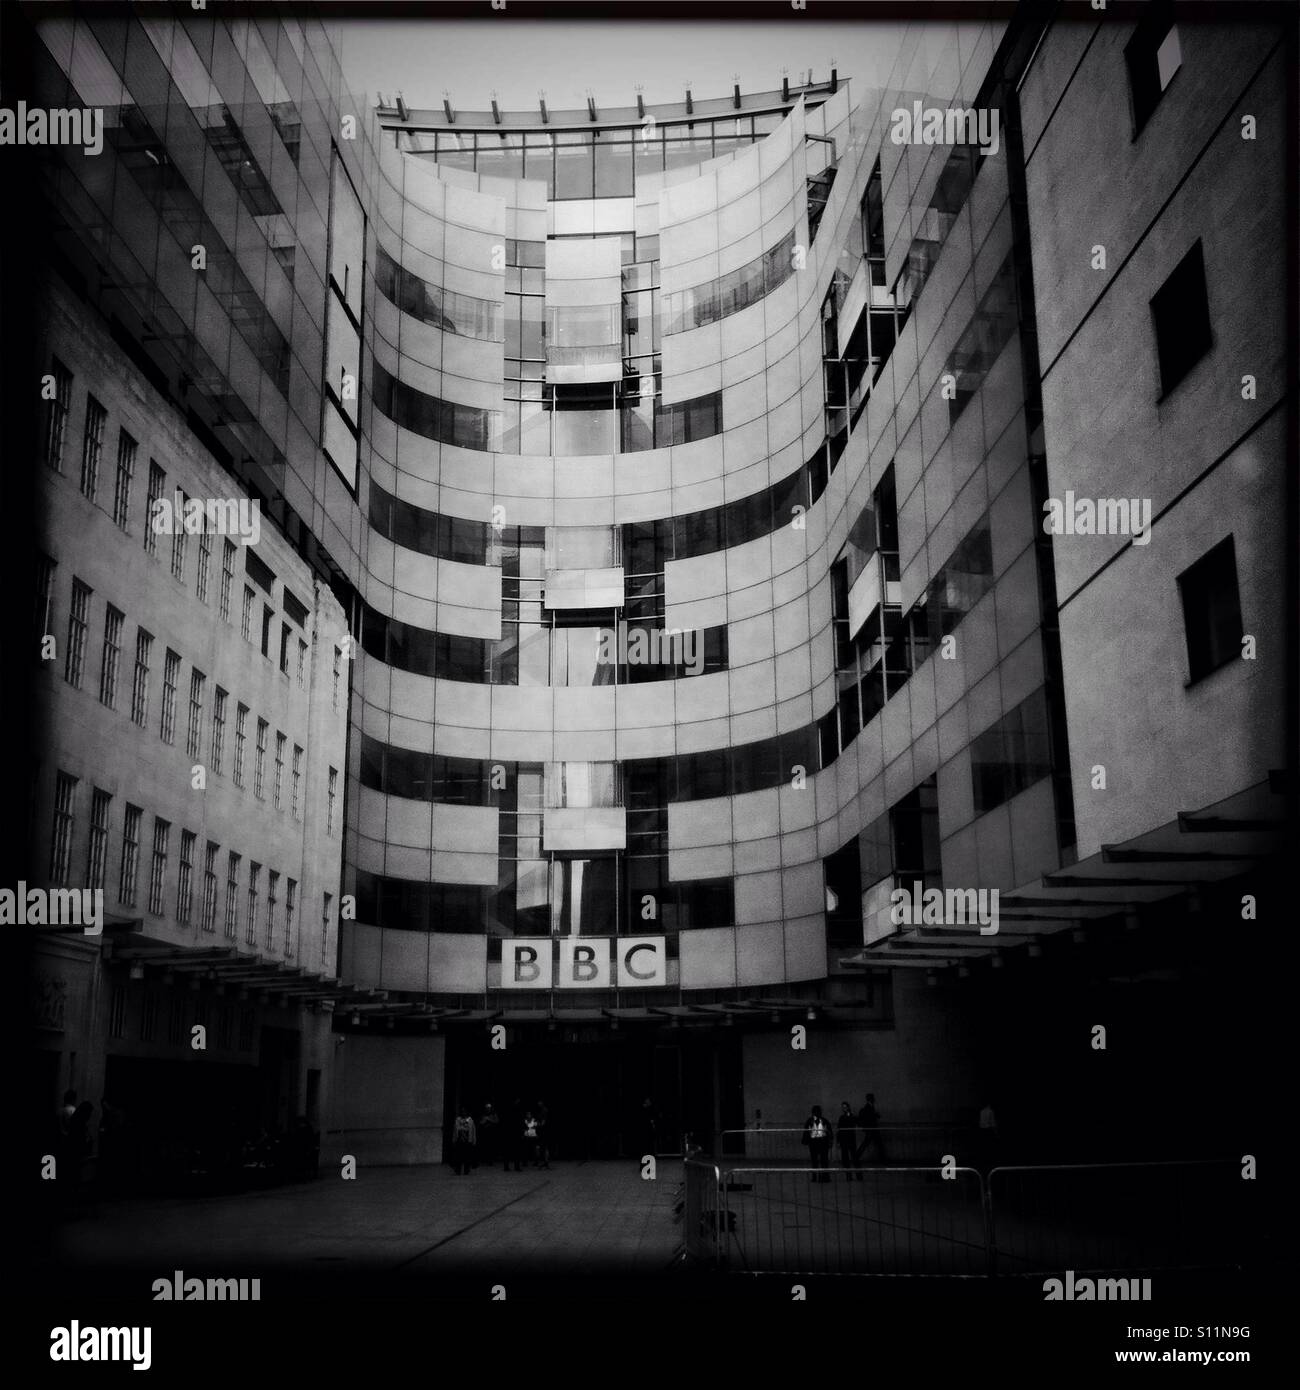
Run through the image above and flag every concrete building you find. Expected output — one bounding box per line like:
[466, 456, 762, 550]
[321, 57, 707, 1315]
[12, 3, 1288, 1173]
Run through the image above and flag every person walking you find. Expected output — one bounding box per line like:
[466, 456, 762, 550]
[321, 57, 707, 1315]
[449, 1105, 477, 1175]
[836, 1101, 863, 1180]
[857, 1092, 882, 1164]
[802, 1104, 833, 1182]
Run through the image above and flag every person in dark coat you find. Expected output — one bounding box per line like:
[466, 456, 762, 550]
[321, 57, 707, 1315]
[802, 1104, 833, 1182]
[857, 1092, 882, 1164]
[836, 1101, 863, 1180]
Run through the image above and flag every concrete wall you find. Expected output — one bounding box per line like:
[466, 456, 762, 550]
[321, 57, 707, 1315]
[741, 972, 978, 1126]
[326, 1032, 445, 1165]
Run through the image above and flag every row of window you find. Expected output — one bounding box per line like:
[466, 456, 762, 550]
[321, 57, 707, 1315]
[662, 230, 799, 336]
[109, 988, 257, 1051]
[374, 245, 504, 342]
[43, 362, 325, 689]
[357, 600, 728, 686]
[371, 360, 724, 455]
[48, 771, 325, 959]
[353, 864, 734, 938]
[42, 566, 336, 824]
[109, 985, 261, 1050]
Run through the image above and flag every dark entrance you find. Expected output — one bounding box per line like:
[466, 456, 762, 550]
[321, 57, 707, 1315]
[444, 1026, 743, 1161]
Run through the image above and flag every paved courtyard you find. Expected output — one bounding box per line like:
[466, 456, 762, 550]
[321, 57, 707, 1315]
[42, 1159, 684, 1290]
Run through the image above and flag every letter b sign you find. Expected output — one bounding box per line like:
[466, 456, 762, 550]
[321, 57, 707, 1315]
[559, 938, 610, 989]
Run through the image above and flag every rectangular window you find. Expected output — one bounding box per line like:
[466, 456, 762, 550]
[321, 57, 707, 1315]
[279, 622, 291, 675]
[327, 766, 338, 833]
[1126, 1, 1182, 134]
[255, 719, 268, 798]
[99, 605, 123, 707]
[112, 430, 137, 530]
[246, 862, 261, 945]
[297, 638, 307, 686]
[241, 586, 255, 641]
[291, 745, 302, 818]
[144, 462, 165, 555]
[171, 492, 188, 581]
[130, 628, 152, 727]
[86, 788, 111, 890]
[196, 531, 212, 604]
[160, 649, 180, 744]
[322, 892, 332, 962]
[1151, 240, 1211, 397]
[186, 668, 206, 759]
[267, 870, 279, 946]
[148, 817, 170, 915]
[119, 804, 141, 905]
[64, 579, 91, 687]
[333, 645, 342, 709]
[43, 358, 72, 472]
[970, 689, 1053, 816]
[202, 841, 219, 934]
[1178, 536, 1243, 684]
[177, 830, 196, 924]
[234, 704, 248, 786]
[80, 395, 106, 501]
[211, 688, 227, 773]
[50, 772, 78, 884]
[34, 553, 56, 647]
[225, 852, 241, 939]
[219, 540, 236, 621]
[274, 732, 286, 809]
[285, 878, 297, 955]
[261, 604, 274, 658]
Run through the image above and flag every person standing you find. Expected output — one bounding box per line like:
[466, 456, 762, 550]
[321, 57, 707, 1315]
[802, 1104, 833, 1182]
[836, 1101, 863, 1180]
[857, 1092, 882, 1164]
[449, 1105, 476, 1175]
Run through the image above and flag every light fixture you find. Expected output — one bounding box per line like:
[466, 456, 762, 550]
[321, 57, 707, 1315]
[806, 1006, 816, 1022]
[128, 962, 145, 981]
[769, 1009, 780, 1024]
[350, 1011, 360, 1027]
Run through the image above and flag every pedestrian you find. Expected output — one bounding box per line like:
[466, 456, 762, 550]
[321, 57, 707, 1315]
[837, 1101, 863, 1180]
[521, 1108, 540, 1167]
[449, 1105, 476, 1175]
[857, 1092, 882, 1164]
[802, 1104, 833, 1182]
[478, 1101, 501, 1167]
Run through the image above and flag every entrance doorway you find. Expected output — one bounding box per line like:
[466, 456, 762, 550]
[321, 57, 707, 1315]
[444, 1026, 743, 1161]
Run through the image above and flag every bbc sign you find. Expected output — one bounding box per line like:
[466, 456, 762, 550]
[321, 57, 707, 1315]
[500, 937, 666, 989]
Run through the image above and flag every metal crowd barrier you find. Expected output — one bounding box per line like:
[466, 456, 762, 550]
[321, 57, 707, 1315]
[680, 1158, 1261, 1278]
[718, 1125, 977, 1168]
[986, 1160, 1255, 1277]
[682, 1159, 724, 1265]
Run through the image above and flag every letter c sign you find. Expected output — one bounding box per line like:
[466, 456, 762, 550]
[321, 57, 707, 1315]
[617, 937, 666, 987]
